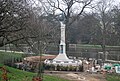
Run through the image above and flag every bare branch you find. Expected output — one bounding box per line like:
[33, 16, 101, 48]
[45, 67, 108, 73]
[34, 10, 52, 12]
[69, 0, 93, 26]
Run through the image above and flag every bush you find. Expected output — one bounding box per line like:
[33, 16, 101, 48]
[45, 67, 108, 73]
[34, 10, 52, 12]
[49, 64, 55, 71]
[44, 64, 84, 72]
[78, 65, 84, 72]
[44, 64, 55, 71]
[56, 65, 61, 71]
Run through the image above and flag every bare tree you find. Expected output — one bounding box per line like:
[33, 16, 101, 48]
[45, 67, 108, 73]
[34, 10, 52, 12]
[93, 0, 115, 62]
[0, 0, 34, 47]
[34, 0, 94, 49]
[39, 0, 93, 26]
[0, 0, 60, 79]
[111, 5, 120, 45]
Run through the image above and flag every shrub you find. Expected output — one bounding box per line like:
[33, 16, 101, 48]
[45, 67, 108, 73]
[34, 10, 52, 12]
[44, 64, 84, 72]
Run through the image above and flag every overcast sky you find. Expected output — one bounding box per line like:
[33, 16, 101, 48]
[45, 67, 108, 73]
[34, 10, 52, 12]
[30, 0, 120, 14]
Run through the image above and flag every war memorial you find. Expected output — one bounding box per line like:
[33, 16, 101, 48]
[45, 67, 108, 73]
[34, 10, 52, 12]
[44, 14, 82, 66]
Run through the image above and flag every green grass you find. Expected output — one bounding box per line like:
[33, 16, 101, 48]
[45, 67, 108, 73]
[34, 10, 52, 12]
[0, 64, 35, 81]
[106, 74, 120, 81]
[0, 64, 70, 81]
[0, 51, 23, 64]
[0, 51, 22, 57]
[76, 44, 120, 49]
[77, 44, 101, 48]
[0, 51, 70, 81]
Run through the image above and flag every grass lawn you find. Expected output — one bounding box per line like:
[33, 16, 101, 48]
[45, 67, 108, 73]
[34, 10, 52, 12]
[0, 64, 70, 81]
[0, 51, 70, 81]
[106, 74, 120, 81]
[0, 64, 35, 81]
[0, 51, 23, 64]
[76, 44, 120, 48]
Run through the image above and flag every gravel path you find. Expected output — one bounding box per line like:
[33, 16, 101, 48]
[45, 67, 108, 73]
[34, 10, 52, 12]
[45, 71, 107, 81]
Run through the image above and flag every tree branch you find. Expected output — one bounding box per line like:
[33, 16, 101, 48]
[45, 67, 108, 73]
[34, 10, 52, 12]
[69, 0, 93, 26]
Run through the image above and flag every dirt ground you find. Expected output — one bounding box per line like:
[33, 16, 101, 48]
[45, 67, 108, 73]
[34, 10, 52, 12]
[45, 71, 107, 81]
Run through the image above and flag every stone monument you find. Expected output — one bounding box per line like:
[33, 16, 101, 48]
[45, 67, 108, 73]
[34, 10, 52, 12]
[44, 13, 82, 66]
